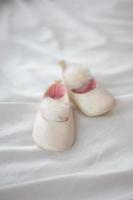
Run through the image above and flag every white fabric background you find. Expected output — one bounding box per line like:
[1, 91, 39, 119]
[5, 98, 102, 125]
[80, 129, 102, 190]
[0, 0, 133, 199]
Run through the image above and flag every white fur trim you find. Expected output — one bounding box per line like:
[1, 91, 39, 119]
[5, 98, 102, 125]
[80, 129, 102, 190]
[40, 97, 71, 122]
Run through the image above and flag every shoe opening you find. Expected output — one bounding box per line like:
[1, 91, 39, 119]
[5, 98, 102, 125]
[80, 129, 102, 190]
[45, 83, 66, 99]
[72, 79, 97, 94]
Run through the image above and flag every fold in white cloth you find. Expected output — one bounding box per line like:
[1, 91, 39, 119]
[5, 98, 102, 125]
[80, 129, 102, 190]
[0, 0, 133, 199]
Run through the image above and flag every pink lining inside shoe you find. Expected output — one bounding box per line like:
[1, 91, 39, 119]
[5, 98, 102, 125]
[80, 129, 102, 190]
[72, 79, 97, 94]
[45, 83, 66, 99]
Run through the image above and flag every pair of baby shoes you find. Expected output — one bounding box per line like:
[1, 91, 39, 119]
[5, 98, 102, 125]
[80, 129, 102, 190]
[33, 61, 115, 152]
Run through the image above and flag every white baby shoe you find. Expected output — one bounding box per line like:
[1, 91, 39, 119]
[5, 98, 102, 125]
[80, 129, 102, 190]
[33, 81, 75, 151]
[59, 60, 115, 116]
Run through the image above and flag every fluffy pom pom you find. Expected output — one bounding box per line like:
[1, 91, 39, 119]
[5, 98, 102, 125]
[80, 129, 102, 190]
[63, 65, 92, 89]
[40, 98, 71, 122]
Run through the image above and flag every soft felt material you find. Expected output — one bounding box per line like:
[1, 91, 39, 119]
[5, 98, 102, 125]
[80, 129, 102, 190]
[70, 83, 115, 116]
[33, 82, 75, 151]
[1, 0, 133, 200]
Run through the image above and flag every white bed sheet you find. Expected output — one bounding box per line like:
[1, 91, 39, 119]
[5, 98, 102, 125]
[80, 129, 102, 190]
[0, 0, 133, 199]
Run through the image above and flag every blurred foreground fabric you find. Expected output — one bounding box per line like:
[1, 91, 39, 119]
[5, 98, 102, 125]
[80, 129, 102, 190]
[0, 0, 133, 199]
